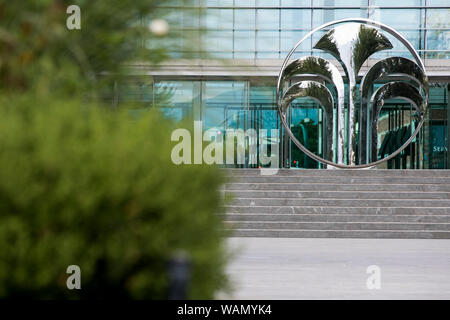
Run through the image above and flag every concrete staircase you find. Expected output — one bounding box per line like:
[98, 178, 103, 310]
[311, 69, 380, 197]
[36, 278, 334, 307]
[223, 169, 450, 239]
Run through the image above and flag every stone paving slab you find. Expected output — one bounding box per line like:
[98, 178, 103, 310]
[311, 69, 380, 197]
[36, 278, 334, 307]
[221, 238, 450, 299]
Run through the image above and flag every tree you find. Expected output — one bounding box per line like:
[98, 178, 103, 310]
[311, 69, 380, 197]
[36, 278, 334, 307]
[0, 0, 229, 299]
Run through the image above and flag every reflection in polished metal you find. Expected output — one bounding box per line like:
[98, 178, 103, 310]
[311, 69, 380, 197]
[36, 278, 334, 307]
[279, 56, 345, 163]
[281, 81, 334, 162]
[359, 57, 429, 163]
[276, 18, 429, 169]
[314, 23, 393, 165]
[370, 82, 425, 164]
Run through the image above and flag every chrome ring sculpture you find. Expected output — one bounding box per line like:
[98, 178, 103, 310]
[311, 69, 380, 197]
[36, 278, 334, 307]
[277, 18, 429, 169]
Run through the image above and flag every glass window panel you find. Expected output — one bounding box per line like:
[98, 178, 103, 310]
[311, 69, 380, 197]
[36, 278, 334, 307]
[430, 123, 447, 169]
[119, 82, 153, 105]
[202, 81, 248, 131]
[234, 0, 256, 7]
[159, 9, 183, 26]
[256, 51, 280, 58]
[314, 0, 368, 6]
[426, 9, 450, 58]
[257, 31, 279, 53]
[280, 9, 311, 30]
[368, 5, 381, 22]
[256, 9, 280, 30]
[249, 83, 278, 167]
[165, 0, 201, 6]
[203, 82, 247, 105]
[281, 31, 310, 52]
[256, 0, 281, 7]
[213, 52, 234, 58]
[172, 9, 200, 29]
[370, 0, 424, 6]
[204, 0, 234, 6]
[146, 31, 181, 52]
[426, 30, 450, 53]
[204, 30, 233, 53]
[261, 108, 278, 131]
[235, 9, 256, 29]
[182, 30, 202, 53]
[234, 31, 256, 52]
[313, 9, 366, 28]
[290, 106, 320, 168]
[427, 0, 450, 5]
[429, 86, 447, 105]
[167, 51, 184, 59]
[233, 52, 254, 58]
[389, 30, 424, 51]
[378, 9, 422, 29]
[281, 0, 312, 6]
[250, 85, 276, 111]
[154, 81, 199, 121]
[205, 9, 233, 29]
[426, 51, 450, 59]
[427, 9, 450, 28]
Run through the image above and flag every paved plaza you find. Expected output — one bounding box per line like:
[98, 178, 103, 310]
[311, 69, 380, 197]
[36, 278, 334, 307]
[223, 238, 450, 299]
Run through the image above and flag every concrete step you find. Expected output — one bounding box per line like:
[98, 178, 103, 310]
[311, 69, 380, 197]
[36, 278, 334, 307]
[223, 213, 450, 223]
[229, 176, 450, 184]
[223, 169, 450, 239]
[226, 169, 450, 177]
[224, 205, 450, 214]
[224, 190, 450, 199]
[224, 221, 450, 231]
[231, 198, 450, 207]
[223, 183, 450, 192]
[227, 229, 450, 239]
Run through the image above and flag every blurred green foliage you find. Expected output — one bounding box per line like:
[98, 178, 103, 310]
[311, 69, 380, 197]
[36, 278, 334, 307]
[0, 0, 229, 299]
[0, 0, 198, 96]
[0, 94, 229, 299]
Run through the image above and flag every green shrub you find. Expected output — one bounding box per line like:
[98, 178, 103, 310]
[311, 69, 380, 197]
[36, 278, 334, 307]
[0, 94, 229, 299]
[0, 0, 202, 96]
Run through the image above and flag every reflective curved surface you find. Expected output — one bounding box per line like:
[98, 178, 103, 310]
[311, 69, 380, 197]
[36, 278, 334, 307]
[314, 24, 393, 76]
[281, 81, 334, 161]
[314, 23, 393, 165]
[359, 56, 429, 163]
[361, 57, 428, 95]
[370, 82, 425, 163]
[276, 18, 429, 169]
[277, 56, 345, 163]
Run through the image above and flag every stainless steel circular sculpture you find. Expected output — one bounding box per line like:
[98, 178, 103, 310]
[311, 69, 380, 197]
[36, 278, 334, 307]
[276, 18, 429, 169]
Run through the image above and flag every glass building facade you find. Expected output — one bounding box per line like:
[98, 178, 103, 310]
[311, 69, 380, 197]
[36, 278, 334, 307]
[119, 1, 450, 169]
